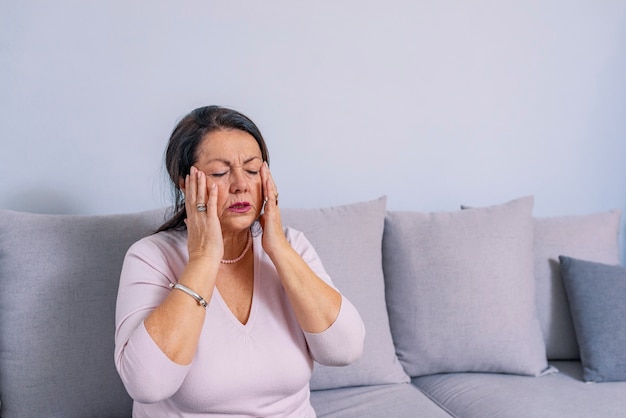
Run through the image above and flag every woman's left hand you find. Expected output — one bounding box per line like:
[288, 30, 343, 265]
[259, 162, 289, 257]
[259, 162, 343, 334]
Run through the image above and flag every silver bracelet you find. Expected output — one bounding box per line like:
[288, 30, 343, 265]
[169, 283, 208, 308]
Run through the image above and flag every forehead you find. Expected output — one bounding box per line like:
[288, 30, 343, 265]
[196, 129, 262, 163]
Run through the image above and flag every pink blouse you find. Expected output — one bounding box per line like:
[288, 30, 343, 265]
[115, 227, 365, 417]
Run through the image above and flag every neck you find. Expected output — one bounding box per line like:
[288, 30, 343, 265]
[221, 229, 252, 264]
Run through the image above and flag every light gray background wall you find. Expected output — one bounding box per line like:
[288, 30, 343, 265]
[1, 1, 625, 256]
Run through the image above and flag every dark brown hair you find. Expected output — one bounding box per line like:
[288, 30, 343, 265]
[156, 105, 270, 232]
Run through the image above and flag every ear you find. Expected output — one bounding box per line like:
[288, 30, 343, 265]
[178, 177, 186, 192]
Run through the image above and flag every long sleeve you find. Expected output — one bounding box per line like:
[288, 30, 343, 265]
[118, 322, 190, 403]
[114, 230, 191, 403]
[282, 228, 366, 366]
[304, 295, 365, 365]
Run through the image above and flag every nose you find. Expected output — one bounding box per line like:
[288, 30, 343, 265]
[229, 168, 249, 194]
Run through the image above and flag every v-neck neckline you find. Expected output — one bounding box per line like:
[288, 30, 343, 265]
[212, 236, 259, 329]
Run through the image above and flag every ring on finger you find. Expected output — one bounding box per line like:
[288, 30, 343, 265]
[196, 203, 207, 212]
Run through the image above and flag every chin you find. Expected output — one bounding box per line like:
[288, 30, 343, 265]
[222, 213, 257, 232]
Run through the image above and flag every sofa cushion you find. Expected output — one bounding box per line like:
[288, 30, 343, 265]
[413, 361, 626, 418]
[282, 196, 410, 390]
[559, 256, 626, 382]
[534, 211, 622, 360]
[384, 196, 551, 377]
[0, 209, 165, 417]
[310, 383, 452, 417]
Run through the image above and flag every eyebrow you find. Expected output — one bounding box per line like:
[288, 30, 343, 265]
[206, 156, 262, 166]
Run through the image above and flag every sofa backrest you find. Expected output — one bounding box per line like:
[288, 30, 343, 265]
[0, 200, 622, 416]
[0, 208, 167, 417]
[0, 197, 408, 417]
[380, 197, 622, 379]
[532, 211, 622, 359]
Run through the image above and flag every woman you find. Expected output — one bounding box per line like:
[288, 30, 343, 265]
[114, 105, 365, 417]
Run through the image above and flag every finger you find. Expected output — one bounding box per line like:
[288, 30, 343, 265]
[260, 162, 269, 200]
[196, 169, 207, 206]
[263, 162, 278, 206]
[184, 172, 195, 219]
[187, 166, 198, 205]
[207, 182, 218, 220]
[207, 179, 217, 204]
[260, 163, 269, 210]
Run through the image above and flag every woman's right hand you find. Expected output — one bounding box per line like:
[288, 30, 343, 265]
[142, 166, 221, 365]
[184, 166, 224, 264]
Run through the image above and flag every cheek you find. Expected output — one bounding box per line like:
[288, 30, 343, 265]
[253, 179, 263, 202]
[214, 182, 230, 207]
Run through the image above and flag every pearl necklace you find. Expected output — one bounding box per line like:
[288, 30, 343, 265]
[221, 230, 252, 264]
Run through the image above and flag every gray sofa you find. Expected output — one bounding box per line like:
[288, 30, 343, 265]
[1, 195, 624, 417]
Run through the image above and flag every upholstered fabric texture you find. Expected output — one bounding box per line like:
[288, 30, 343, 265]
[414, 360, 626, 418]
[559, 256, 626, 382]
[310, 382, 452, 417]
[0, 209, 166, 417]
[534, 211, 622, 360]
[281, 196, 410, 390]
[384, 196, 551, 377]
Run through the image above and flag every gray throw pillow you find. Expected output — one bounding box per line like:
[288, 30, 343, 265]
[282, 196, 410, 390]
[384, 196, 552, 377]
[534, 211, 622, 360]
[559, 256, 626, 382]
[0, 209, 166, 417]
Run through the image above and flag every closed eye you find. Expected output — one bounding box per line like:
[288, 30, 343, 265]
[211, 172, 227, 177]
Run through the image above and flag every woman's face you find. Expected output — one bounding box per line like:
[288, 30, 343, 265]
[192, 129, 264, 233]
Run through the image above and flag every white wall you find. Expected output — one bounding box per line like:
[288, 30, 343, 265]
[1, 1, 625, 255]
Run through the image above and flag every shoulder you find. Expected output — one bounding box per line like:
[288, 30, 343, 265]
[126, 229, 187, 260]
[281, 226, 334, 286]
[283, 226, 303, 239]
[282, 226, 324, 262]
[283, 226, 310, 248]
[122, 229, 189, 280]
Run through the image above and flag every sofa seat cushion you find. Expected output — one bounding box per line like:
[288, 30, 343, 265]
[310, 383, 452, 418]
[413, 361, 626, 418]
